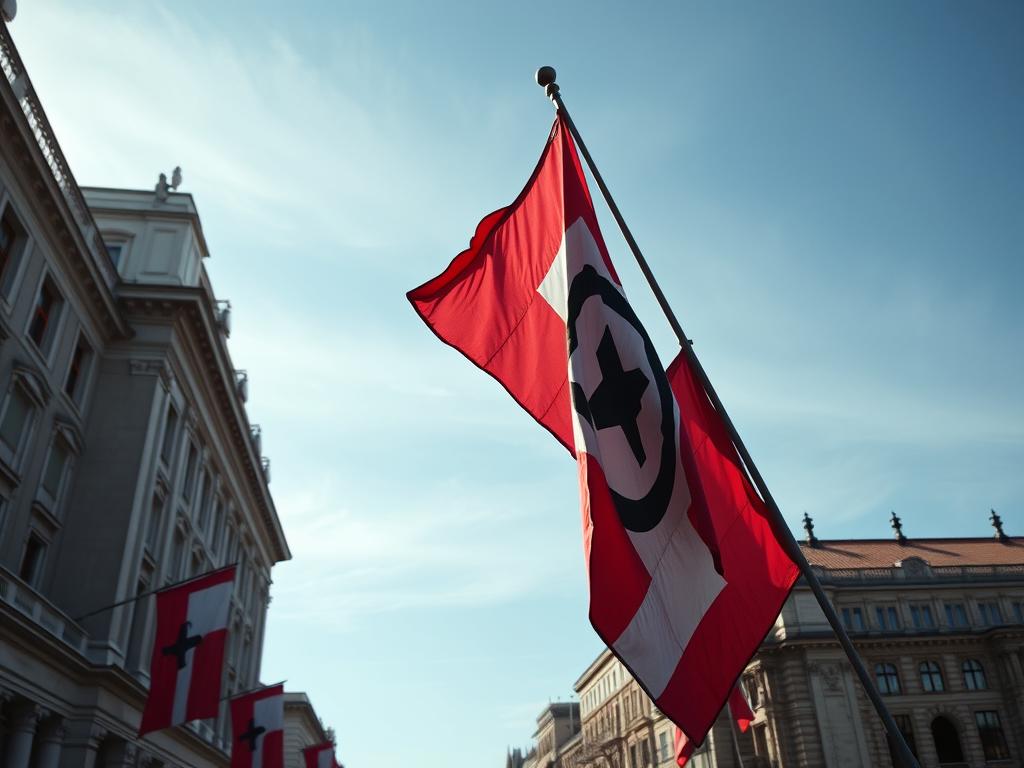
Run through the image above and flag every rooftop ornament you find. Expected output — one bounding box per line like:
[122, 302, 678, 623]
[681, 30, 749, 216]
[990, 508, 1009, 542]
[890, 511, 907, 545]
[154, 165, 183, 202]
[802, 512, 819, 547]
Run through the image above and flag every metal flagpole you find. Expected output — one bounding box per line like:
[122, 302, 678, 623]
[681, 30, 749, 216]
[533, 66, 920, 768]
[726, 715, 747, 768]
[221, 680, 287, 703]
[72, 562, 239, 623]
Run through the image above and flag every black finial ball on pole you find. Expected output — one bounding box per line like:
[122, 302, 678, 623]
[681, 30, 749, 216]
[536, 66, 557, 87]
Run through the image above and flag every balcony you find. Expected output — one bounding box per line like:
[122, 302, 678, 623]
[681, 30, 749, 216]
[0, 565, 88, 655]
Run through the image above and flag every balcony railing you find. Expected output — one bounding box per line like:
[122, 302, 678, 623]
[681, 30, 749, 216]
[0, 22, 118, 288]
[0, 565, 88, 654]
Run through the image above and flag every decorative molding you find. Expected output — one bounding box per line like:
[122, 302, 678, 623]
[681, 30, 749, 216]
[128, 358, 171, 388]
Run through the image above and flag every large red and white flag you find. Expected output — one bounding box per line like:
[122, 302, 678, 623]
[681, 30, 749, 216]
[230, 684, 285, 768]
[303, 741, 339, 768]
[139, 565, 236, 735]
[674, 685, 754, 765]
[408, 116, 798, 741]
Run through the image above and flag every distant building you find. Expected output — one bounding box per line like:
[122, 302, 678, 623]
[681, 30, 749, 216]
[284, 692, 336, 768]
[0, 19, 289, 767]
[514, 516, 1024, 768]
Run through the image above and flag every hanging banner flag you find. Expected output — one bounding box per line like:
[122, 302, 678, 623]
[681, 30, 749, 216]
[139, 565, 236, 735]
[408, 116, 798, 742]
[230, 684, 285, 768]
[303, 741, 339, 768]
[674, 685, 754, 765]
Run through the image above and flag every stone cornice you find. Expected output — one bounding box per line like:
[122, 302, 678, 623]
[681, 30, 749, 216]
[117, 284, 289, 564]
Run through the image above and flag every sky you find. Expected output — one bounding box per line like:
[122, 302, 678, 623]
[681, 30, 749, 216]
[8, 1, 1024, 766]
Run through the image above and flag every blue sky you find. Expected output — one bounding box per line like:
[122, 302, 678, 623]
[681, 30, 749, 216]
[10, 1, 1023, 766]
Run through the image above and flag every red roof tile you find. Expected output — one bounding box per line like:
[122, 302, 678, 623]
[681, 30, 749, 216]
[799, 538, 1024, 570]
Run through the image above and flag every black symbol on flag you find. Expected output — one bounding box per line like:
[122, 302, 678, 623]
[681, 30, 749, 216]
[568, 264, 676, 533]
[240, 717, 267, 752]
[162, 621, 203, 670]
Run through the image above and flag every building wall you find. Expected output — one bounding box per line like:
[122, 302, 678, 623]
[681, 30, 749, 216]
[0, 19, 289, 768]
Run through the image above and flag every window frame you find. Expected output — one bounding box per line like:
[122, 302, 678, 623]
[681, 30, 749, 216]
[18, 529, 48, 587]
[975, 710, 1010, 760]
[874, 662, 901, 695]
[910, 603, 936, 630]
[841, 606, 866, 632]
[25, 271, 66, 362]
[0, 196, 31, 305]
[0, 369, 46, 471]
[919, 660, 945, 693]
[944, 602, 968, 628]
[962, 659, 987, 691]
[977, 600, 1003, 627]
[36, 430, 75, 516]
[62, 331, 95, 408]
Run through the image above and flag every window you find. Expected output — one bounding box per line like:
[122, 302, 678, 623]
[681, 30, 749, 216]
[211, 498, 225, 552]
[876, 605, 901, 631]
[841, 607, 865, 631]
[40, 438, 70, 500]
[63, 335, 93, 404]
[198, 472, 214, 532]
[106, 244, 123, 267]
[182, 442, 198, 500]
[919, 661, 944, 692]
[875, 663, 901, 695]
[160, 406, 178, 464]
[19, 532, 46, 586]
[977, 601, 1003, 627]
[0, 387, 33, 458]
[888, 714, 918, 764]
[146, 495, 164, 553]
[641, 740, 650, 767]
[658, 732, 670, 762]
[944, 602, 968, 628]
[629, 745, 638, 768]
[962, 659, 987, 691]
[1014, 601, 1024, 624]
[975, 711, 1010, 760]
[27, 276, 64, 354]
[171, 531, 186, 580]
[0, 203, 28, 298]
[910, 603, 935, 629]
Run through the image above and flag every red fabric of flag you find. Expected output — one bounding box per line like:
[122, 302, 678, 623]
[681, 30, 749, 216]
[230, 684, 285, 768]
[408, 116, 797, 743]
[674, 685, 755, 765]
[303, 741, 338, 768]
[139, 565, 236, 735]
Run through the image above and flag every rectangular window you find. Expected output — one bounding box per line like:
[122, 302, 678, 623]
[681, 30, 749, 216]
[63, 335, 93, 403]
[975, 711, 1010, 760]
[0, 387, 32, 455]
[40, 439, 70, 499]
[211, 499, 225, 553]
[19, 532, 46, 586]
[658, 732, 670, 762]
[1014, 601, 1024, 624]
[182, 442, 198, 500]
[160, 406, 178, 464]
[28, 276, 64, 354]
[891, 714, 918, 760]
[146, 495, 164, 553]
[629, 745, 638, 768]
[641, 741, 650, 767]
[977, 601, 1003, 626]
[0, 204, 28, 298]
[106, 244, 123, 267]
[876, 605, 900, 630]
[841, 607, 865, 631]
[198, 472, 214, 532]
[945, 603, 968, 628]
[910, 604, 935, 629]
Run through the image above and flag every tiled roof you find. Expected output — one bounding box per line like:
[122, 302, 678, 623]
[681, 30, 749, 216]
[799, 538, 1024, 570]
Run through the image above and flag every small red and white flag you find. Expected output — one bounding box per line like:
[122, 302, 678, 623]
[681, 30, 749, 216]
[139, 565, 236, 735]
[303, 741, 339, 768]
[408, 116, 798, 742]
[230, 684, 285, 768]
[674, 685, 754, 765]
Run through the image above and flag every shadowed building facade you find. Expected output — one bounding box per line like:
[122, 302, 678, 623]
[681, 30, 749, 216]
[516, 519, 1024, 768]
[0, 19, 294, 767]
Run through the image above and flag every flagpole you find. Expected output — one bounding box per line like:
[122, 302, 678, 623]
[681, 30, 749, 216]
[72, 563, 238, 623]
[222, 680, 287, 702]
[534, 66, 920, 768]
[726, 716, 747, 768]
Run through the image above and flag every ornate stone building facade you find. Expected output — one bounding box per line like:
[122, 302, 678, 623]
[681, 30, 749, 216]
[516, 519, 1024, 768]
[0, 18, 312, 768]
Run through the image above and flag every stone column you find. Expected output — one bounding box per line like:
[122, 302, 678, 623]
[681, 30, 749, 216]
[36, 718, 65, 768]
[60, 720, 105, 768]
[4, 702, 41, 768]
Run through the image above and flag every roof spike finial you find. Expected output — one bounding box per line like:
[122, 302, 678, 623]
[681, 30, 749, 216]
[990, 508, 1009, 542]
[802, 511, 819, 547]
[890, 510, 907, 545]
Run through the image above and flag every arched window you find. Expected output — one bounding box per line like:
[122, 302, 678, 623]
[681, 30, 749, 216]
[931, 716, 964, 763]
[919, 661, 944, 692]
[875, 663, 901, 694]
[962, 659, 987, 690]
